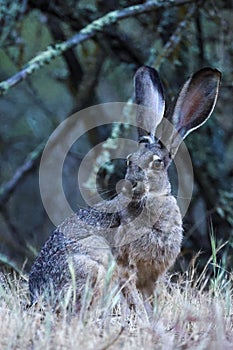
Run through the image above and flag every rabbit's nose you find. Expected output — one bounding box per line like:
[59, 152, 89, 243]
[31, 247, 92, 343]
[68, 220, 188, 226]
[117, 179, 134, 198]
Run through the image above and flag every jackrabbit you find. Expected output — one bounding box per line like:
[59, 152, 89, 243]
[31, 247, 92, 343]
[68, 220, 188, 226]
[29, 66, 221, 309]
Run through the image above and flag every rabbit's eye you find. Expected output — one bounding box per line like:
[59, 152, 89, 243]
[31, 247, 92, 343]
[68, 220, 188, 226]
[153, 159, 162, 168]
[150, 155, 163, 169]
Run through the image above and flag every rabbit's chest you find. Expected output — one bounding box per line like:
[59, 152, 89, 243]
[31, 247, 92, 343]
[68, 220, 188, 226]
[116, 195, 182, 281]
[128, 195, 182, 245]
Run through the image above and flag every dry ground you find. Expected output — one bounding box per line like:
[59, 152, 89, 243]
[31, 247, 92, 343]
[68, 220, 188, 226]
[0, 262, 233, 350]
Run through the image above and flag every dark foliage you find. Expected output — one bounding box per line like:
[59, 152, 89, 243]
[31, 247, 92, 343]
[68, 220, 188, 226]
[0, 0, 232, 275]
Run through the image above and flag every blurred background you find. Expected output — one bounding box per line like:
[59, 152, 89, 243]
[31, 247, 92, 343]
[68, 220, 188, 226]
[0, 0, 232, 275]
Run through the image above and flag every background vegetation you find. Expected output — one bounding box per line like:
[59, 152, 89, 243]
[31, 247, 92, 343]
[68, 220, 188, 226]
[0, 0, 232, 278]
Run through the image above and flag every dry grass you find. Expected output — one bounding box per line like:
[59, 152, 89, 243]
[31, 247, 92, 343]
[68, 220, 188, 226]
[1, 262, 233, 350]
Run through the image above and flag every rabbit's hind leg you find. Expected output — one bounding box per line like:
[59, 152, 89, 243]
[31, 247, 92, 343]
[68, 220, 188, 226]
[119, 267, 150, 326]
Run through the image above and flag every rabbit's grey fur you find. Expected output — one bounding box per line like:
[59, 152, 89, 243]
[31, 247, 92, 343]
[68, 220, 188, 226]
[29, 66, 221, 308]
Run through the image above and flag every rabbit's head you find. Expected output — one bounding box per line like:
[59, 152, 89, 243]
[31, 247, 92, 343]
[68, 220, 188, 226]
[123, 66, 221, 202]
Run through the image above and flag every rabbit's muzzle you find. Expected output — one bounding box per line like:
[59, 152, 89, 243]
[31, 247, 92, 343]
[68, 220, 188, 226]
[123, 155, 170, 200]
[122, 162, 148, 200]
[121, 178, 147, 201]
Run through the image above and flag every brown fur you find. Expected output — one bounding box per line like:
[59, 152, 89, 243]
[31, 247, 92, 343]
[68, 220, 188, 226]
[29, 66, 221, 310]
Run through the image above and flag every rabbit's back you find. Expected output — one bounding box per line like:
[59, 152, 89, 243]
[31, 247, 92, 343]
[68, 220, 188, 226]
[29, 211, 117, 305]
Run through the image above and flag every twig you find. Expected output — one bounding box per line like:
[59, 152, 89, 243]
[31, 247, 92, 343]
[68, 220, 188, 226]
[98, 326, 125, 350]
[47, 15, 83, 92]
[0, 0, 195, 95]
[151, 4, 196, 68]
[195, 8, 205, 65]
[0, 143, 44, 207]
[74, 50, 105, 111]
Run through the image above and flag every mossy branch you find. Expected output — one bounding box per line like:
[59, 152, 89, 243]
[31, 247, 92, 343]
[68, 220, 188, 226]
[0, 0, 195, 95]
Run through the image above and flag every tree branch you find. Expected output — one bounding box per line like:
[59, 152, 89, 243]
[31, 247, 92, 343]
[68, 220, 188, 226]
[195, 8, 205, 65]
[150, 5, 196, 68]
[0, 143, 44, 208]
[0, 0, 196, 95]
[47, 15, 84, 92]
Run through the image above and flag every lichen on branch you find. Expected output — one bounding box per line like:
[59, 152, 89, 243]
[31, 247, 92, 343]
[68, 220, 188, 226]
[0, 0, 194, 95]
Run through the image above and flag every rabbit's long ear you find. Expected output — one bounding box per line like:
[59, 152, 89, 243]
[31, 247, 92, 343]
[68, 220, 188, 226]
[169, 67, 221, 155]
[134, 66, 165, 140]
